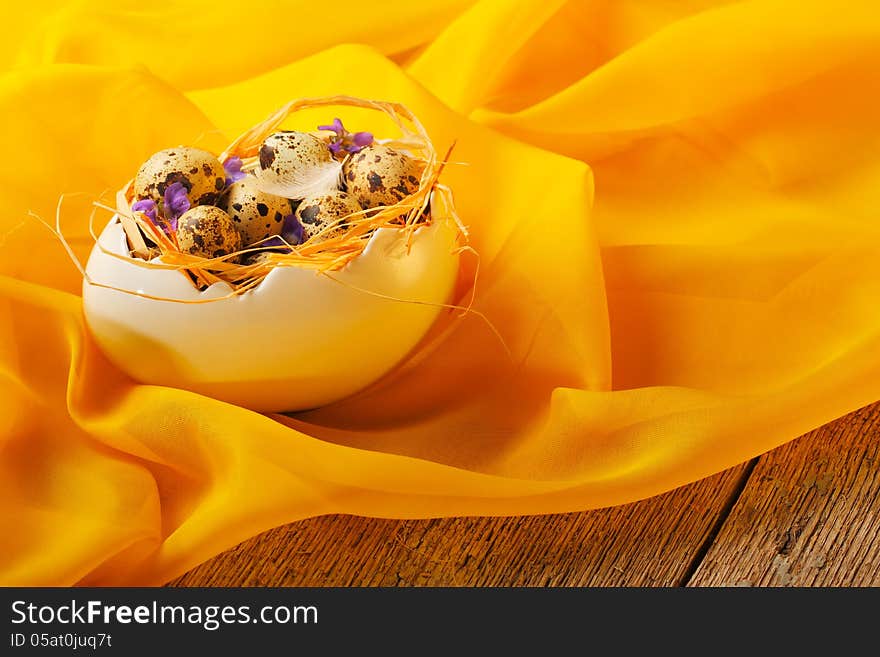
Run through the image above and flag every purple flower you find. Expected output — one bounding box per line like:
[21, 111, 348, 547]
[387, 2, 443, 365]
[319, 118, 345, 135]
[318, 117, 373, 154]
[131, 198, 157, 222]
[349, 131, 374, 150]
[163, 182, 190, 228]
[223, 156, 246, 186]
[281, 213, 304, 245]
[256, 215, 303, 254]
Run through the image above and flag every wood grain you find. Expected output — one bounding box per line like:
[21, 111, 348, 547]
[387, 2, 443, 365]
[171, 464, 749, 587]
[687, 402, 880, 587]
[172, 403, 880, 587]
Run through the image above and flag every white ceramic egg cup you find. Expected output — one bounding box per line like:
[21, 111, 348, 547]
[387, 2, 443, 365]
[83, 217, 459, 412]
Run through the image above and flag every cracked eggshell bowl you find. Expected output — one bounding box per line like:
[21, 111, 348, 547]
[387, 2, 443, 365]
[82, 216, 460, 412]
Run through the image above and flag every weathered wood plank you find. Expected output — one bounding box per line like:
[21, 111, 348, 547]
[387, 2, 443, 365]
[171, 463, 748, 586]
[687, 402, 880, 587]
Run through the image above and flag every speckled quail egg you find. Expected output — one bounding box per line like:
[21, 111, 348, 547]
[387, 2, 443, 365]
[175, 206, 242, 260]
[255, 131, 340, 199]
[134, 147, 226, 208]
[296, 191, 362, 243]
[342, 145, 423, 211]
[222, 175, 292, 247]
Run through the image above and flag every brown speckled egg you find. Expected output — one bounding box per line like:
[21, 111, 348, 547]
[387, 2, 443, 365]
[342, 145, 423, 210]
[254, 131, 338, 198]
[134, 147, 226, 208]
[222, 175, 292, 247]
[175, 206, 242, 260]
[296, 191, 361, 243]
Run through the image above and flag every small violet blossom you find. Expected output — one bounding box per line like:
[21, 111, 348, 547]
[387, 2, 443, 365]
[223, 156, 246, 186]
[259, 215, 303, 253]
[318, 118, 373, 155]
[131, 198, 157, 223]
[281, 213, 305, 245]
[163, 182, 191, 230]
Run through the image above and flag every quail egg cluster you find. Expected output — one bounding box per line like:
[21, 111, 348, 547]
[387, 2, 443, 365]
[128, 118, 426, 264]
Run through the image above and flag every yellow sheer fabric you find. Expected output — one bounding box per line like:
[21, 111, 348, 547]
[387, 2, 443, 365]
[2, 0, 879, 584]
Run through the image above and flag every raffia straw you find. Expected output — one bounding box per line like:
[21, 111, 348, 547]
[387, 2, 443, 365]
[45, 193, 501, 340]
[42, 144, 509, 353]
[45, 98, 471, 303]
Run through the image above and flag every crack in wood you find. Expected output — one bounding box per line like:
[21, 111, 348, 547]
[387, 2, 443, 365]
[680, 457, 760, 586]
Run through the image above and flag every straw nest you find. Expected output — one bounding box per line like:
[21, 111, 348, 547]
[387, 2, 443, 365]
[103, 96, 467, 295]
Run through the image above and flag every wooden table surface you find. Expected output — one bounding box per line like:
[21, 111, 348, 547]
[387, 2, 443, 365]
[172, 402, 880, 587]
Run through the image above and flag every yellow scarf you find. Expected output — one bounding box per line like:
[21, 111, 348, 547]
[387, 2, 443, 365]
[2, 0, 879, 585]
